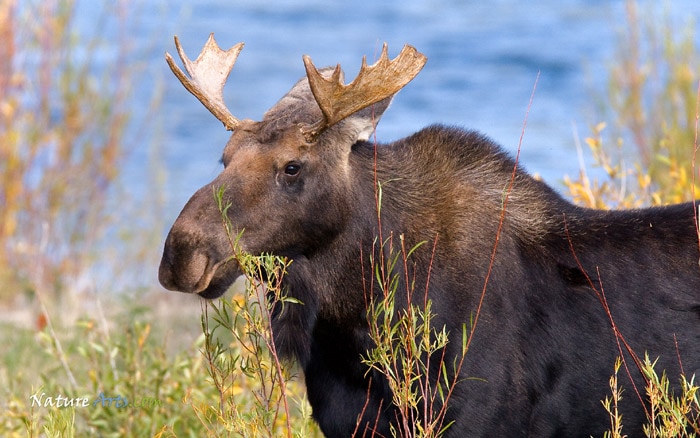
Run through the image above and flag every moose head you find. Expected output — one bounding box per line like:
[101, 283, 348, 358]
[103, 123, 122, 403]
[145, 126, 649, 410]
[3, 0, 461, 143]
[158, 35, 427, 299]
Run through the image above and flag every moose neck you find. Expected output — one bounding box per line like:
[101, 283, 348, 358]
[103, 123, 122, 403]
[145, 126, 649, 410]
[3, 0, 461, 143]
[303, 127, 519, 323]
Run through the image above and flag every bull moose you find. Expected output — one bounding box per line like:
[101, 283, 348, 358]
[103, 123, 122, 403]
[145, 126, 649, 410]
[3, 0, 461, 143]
[158, 35, 700, 436]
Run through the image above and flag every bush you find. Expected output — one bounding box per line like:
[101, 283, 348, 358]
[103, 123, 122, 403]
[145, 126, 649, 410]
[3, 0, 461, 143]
[0, 0, 161, 313]
[565, 1, 700, 209]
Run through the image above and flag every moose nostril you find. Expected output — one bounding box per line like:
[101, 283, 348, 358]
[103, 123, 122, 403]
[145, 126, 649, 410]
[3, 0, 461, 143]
[158, 256, 176, 290]
[158, 248, 184, 291]
[159, 243, 211, 293]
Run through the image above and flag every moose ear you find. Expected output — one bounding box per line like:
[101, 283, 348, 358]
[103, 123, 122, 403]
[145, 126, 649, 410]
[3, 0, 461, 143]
[341, 95, 393, 142]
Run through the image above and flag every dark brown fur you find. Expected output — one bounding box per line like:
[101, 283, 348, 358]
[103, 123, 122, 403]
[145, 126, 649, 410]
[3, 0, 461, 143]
[159, 72, 700, 436]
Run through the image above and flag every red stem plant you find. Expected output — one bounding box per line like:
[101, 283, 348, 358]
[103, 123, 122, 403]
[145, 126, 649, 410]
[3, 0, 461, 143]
[358, 74, 539, 437]
[193, 186, 315, 437]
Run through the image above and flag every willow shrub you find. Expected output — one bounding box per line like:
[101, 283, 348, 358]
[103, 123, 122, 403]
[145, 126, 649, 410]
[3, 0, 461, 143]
[178, 186, 319, 437]
[565, 1, 700, 209]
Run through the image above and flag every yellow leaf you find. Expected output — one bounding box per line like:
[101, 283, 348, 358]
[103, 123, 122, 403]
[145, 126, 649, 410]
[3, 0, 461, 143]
[138, 324, 151, 348]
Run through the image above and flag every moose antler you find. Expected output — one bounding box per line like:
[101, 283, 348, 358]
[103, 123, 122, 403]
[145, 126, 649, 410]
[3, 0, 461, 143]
[300, 43, 427, 142]
[165, 34, 243, 131]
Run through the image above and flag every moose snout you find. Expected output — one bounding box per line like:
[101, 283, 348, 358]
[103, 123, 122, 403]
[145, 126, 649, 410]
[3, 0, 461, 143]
[158, 223, 241, 299]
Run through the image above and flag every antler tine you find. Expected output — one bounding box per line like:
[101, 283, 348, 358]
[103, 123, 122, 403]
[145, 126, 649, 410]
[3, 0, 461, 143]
[165, 34, 243, 131]
[300, 43, 427, 142]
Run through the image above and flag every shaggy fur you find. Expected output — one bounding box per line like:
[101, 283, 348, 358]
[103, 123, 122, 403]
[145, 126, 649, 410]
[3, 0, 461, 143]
[160, 71, 700, 437]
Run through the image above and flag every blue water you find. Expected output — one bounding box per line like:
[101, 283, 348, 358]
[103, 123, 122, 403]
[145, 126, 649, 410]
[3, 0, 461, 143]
[74, 0, 700, 218]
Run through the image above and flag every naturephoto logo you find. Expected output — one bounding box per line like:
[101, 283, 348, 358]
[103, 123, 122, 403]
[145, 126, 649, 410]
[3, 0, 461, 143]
[30, 391, 163, 409]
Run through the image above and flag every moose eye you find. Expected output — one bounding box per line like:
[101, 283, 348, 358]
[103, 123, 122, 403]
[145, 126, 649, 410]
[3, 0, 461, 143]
[284, 163, 301, 176]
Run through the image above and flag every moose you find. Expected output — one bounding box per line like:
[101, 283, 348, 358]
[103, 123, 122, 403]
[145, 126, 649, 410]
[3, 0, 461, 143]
[159, 35, 700, 436]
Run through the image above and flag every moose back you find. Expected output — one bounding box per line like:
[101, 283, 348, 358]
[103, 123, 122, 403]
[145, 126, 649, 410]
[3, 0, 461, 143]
[158, 35, 700, 437]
